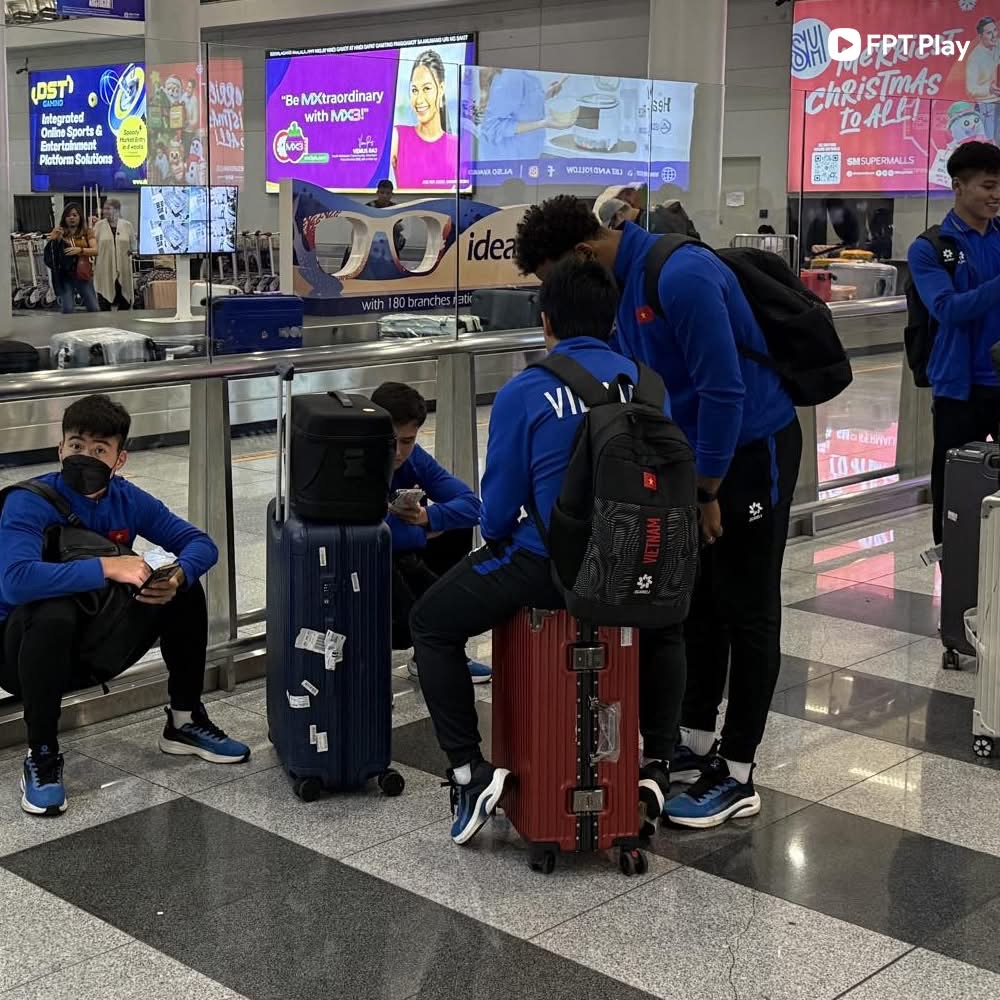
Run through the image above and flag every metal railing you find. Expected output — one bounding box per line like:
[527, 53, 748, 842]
[0, 300, 929, 746]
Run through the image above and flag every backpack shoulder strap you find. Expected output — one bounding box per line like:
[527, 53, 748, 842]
[643, 234, 703, 317]
[919, 225, 958, 275]
[0, 480, 80, 525]
[632, 363, 666, 411]
[528, 353, 609, 408]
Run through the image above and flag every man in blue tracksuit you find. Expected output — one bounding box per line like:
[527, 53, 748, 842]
[0, 395, 250, 818]
[907, 141, 1000, 547]
[371, 382, 491, 684]
[515, 196, 802, 829]
[410, 259, 687, 846]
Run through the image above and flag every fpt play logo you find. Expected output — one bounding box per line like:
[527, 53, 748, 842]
[274, 121, 308, 164]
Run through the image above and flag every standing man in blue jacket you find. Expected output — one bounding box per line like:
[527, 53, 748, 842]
[908, 141, 1000, 547]
[0, 395, 250, 818]
[515, 196, 802, 830]
[371, 382, 491, 684]
[410, 259, 687, 846]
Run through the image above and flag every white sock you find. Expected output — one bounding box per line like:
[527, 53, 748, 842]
[680, 727, 716, 757]
[453, 763, 472, 786]
[725, 758, 753, 784]
[170, 709, 193, 729]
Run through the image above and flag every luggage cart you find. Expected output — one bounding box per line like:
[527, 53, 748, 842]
[730, 233, 799, 270]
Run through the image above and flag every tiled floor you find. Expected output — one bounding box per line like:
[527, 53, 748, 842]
[4, 413, 1000, 997]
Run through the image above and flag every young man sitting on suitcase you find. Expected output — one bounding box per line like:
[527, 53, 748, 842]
[370, 381, 491, 684]
[0, 395, 251, 817]
[410, 258, 688, 846]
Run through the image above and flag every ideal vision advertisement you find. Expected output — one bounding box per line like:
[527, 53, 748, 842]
[287, 179, 535, 317]
[29, 63, 147, 192]
[790, 0, 1000, 193]
[461, 70, 696, 193]
[266, 40, 474, 195]
[146, 60, 245, 187]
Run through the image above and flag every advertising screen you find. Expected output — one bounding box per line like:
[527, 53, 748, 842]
[147, 60, 245, 188]
[139, 185, 238, 255]
[790, 0, 1000, 193]
[29, 63, 147, 192]
[461, 70, 696, 192]
[265, 35, 476, 194]
[56, 0, 145, 19]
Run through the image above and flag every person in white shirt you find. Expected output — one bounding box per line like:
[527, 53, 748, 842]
[966, 17, 1000, 143]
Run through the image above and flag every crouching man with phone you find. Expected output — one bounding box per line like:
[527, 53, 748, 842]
[0, 395, 250, 817]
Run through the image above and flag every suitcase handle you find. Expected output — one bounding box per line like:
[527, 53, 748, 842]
[328, 391, 354, 408]
[275, 363, 295, 523]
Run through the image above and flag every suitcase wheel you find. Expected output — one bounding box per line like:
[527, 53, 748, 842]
[618, 848, 648, 878]
[973, 736, 995, 759]
[293, 777, 323, 802]
[529, 847, 557, 875]
[378, 769, 406, 797]
[942, 648, 961, 671]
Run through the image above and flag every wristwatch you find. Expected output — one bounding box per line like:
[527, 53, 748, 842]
[697, 487, 718, 504]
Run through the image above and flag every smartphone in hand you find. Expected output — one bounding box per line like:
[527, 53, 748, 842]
[390, 488, 425, 513]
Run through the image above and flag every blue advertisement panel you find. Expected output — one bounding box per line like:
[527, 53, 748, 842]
[29, 64, 147, 192]
[460, 70, 696, 194]
[56, 0, 145, 19]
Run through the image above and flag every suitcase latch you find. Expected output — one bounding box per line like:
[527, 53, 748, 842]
[572, 788, 605, 814]
[572, 645, 605, 672]
[529, 609, 553, 632]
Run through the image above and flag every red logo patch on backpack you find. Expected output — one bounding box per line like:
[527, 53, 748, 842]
[643, 471, 658, 491]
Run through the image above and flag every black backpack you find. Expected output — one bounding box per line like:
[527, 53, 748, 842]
[529, 353, 699, 628]
[643, 235, 853, 407]
[903, 226, 957, 388]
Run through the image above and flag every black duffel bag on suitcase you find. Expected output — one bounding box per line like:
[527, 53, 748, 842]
[0, 339, 40, 374]
[290, 391, 395, 523]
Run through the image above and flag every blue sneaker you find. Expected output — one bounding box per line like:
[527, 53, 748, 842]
[467, 659, 493, 685]
[408, 658, 493, 685]
[444, 760, 510, 845]
[20, 749, 67, 817]
[671, 739, 720, 785]
[664, 756, 761, 830]
[158, 706, 251, 764]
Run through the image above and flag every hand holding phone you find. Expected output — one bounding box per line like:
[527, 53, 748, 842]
[390, 488, 424, 512]
[136, 564, 184, 605]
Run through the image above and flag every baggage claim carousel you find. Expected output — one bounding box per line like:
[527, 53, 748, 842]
[0, 297, 906, 462]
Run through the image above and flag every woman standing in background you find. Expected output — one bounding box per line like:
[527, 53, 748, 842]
[94, 199, 136, 310]
[47, 203, 99, 314]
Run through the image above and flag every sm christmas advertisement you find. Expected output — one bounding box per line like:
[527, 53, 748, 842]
[790, 0, 1000, 193]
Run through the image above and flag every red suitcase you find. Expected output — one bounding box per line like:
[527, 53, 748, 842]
[800, 268, 833, 302]
[492, 608, 647, 876]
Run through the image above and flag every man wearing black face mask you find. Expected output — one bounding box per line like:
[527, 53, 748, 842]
[0, 395, 251, 818]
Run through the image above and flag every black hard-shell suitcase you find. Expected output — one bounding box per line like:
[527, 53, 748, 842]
[265, 366, 404, 801]
[0, 339, 40, 373]
[941, 442, 999, 667]
[290, 390, 394, 523]
[470, 288, 541, 332]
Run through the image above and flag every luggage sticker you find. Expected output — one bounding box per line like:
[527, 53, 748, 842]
[295, 628, 327, 654]
[287, 692, 310, 709]
[324, 630, 347, 671]
[301, 680, 319, 696]
[316, 732, 329, 753]
[309, 724, 318, 745]
[620, 627, 634, 648]
[319, 547, 328, 567]
[351, 572, 361, 593]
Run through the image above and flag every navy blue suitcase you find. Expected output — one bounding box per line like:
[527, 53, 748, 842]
[264, 368, 404, 801]
[210, 294, 304, 355]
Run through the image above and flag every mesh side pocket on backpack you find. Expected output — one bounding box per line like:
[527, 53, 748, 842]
[573, 498, 643, 606]
[654, 505, 699, 606]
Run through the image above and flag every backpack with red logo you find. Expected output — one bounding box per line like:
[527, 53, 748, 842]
[529, 353, 699, 628]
